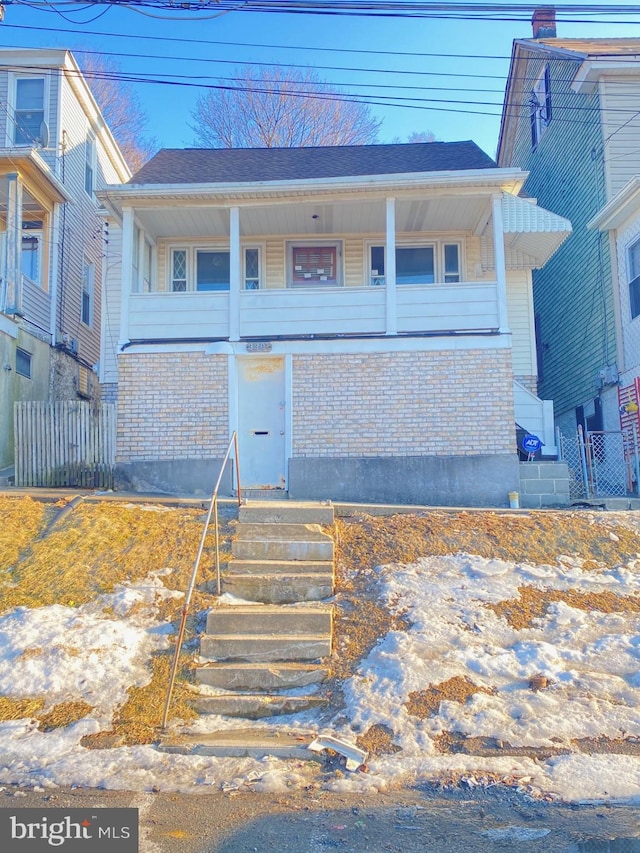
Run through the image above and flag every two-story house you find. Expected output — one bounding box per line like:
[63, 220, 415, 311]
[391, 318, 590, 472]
[0, 49, 131, 471]
[98, 141, 570, 505]
[497, 7, 640, 455]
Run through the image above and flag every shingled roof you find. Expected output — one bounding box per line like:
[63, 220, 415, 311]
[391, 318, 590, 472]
[128, 141, 497, 186]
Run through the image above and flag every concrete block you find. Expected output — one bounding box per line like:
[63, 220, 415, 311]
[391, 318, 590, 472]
[232, 523, 334, 561]
[522, 478, 559, 495]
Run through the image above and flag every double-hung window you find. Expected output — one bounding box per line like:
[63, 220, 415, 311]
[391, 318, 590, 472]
[14, 77, 45, 146]
[170, 246, 262, 292]
[530, 64, 552, 151]
[21, 221, 43, 287]
[82, 259, 94, 326]
[85, 132, 96, 196]
[368, 242, 460, 286]
[288, 242, 341, 287]
[628, 237, 640, 319]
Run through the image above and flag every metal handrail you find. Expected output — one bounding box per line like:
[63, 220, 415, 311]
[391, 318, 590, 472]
[160, 432, 242, 731]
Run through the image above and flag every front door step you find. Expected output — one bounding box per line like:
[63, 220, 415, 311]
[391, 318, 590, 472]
[239, 502, 334, 526]
[191, 693, 327, 718]
[158, 728, 317, 759]
[222, 573, 334, 603]
[204, 604, 333, 636]
[232, 523, 334, 561]
[200, 633, 331, 662]
[196, 661, 327, 690]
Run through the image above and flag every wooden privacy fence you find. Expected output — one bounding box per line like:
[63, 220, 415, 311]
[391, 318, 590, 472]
[14, 401, 116, 488]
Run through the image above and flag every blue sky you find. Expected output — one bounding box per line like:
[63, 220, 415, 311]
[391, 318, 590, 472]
[2, 1, 640, 159]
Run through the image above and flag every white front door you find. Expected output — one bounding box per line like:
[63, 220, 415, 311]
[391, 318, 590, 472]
[237, 356, 287, 489]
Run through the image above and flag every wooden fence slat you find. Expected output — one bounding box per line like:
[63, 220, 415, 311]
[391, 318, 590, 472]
[14, 401, 116, 488]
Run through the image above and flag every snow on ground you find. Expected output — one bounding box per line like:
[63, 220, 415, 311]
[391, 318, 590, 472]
[1, 554, 640, 802]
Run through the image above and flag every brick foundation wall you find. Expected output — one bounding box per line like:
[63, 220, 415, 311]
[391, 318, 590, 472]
[292, 349, 515, 457]
[116, 352, 228, 462]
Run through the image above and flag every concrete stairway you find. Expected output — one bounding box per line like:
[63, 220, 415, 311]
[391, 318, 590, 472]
[191, 501, 335, 720]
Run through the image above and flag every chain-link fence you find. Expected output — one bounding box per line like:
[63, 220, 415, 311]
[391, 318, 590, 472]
[558, 426, 640, 499]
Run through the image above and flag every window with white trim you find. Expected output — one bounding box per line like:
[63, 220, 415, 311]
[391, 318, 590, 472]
[21, 221, 43, 287]
[85, 132, 96, 196]
[81, 259, 94, 326]
[169, 246, 261, 292]
[13, 77, 45, 146]
[288, 241, 341, 287]
[368, 242, 461, 286]
[628, 237, 640, 319]
[530, 64, 552, 151]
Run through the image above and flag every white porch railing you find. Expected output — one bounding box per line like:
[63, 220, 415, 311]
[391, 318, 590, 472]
[126, 281, 500, 340]
[514, 380, 556, 456]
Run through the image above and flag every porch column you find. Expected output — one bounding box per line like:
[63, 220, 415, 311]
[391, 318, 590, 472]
[385, 197, 397, 335]
[119, 205, 134, 346]
[229, 206, 240, 341]
[492, 193, 510, 334]
[4, 173, 23, 314]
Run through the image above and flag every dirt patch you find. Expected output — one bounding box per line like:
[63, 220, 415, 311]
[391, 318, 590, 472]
[405, 676, 496, 720]
[356, 723, 402, 756]
[487, 585, 640, 630]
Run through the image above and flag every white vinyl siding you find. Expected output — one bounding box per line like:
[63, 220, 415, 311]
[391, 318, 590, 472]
[506, 268, 537, 376]
[601, 76, 640, 200]
[100, 220, 122, 385]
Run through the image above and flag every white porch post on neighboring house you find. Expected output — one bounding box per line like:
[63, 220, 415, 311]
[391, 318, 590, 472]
[492, 193, 510, 334]
[119, 206, 134, 346]
[4, 173, 23, 314]
[49, 205, 61, 338]
[229, 206, 240, 341]
[385, 197, 397, 335]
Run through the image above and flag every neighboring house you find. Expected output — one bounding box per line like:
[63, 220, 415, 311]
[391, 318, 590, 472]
[98, 141, 570, 506]
[0, 49, 131, 470]
[497, 7, 640, 443]
[589, 179, 640, 441]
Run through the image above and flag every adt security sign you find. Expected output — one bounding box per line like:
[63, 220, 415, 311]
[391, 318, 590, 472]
[521, 434, 542, 455]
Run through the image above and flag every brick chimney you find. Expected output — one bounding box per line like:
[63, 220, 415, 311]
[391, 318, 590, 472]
[532, 6, 557, 39]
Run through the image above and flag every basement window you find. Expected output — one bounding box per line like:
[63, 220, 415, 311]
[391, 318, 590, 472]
[16, 348, 32, 378]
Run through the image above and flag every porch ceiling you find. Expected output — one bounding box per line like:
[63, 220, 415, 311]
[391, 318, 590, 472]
[132, 194, 493, 240]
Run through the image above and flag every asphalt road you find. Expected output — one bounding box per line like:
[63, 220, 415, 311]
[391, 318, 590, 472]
[2, 782, 640, 852]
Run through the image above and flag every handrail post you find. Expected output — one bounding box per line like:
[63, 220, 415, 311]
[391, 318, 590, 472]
[160, 431, 240, 731]
[234, 431, 242, 507]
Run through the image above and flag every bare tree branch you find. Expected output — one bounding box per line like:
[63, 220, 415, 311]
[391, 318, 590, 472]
[190, 66, 381, 148]
[79, 55, 159, 173]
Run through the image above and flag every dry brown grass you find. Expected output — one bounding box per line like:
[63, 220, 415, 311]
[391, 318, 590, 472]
[487, 585, 640, 630]
[0, 500, 230, 615]
[336, 511, 640, 570]
[0, 696, 45, 721]
[37, 700, 94, 732]
[405, 676, 496, 719]
[356, 723, 402, 756]
[0, 496, 48, 571]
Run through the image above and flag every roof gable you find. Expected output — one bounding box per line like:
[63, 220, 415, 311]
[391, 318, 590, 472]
[128, 141, 496, 187]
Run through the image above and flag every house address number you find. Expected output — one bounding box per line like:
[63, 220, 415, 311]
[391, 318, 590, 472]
[246, 342, 273, 352]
